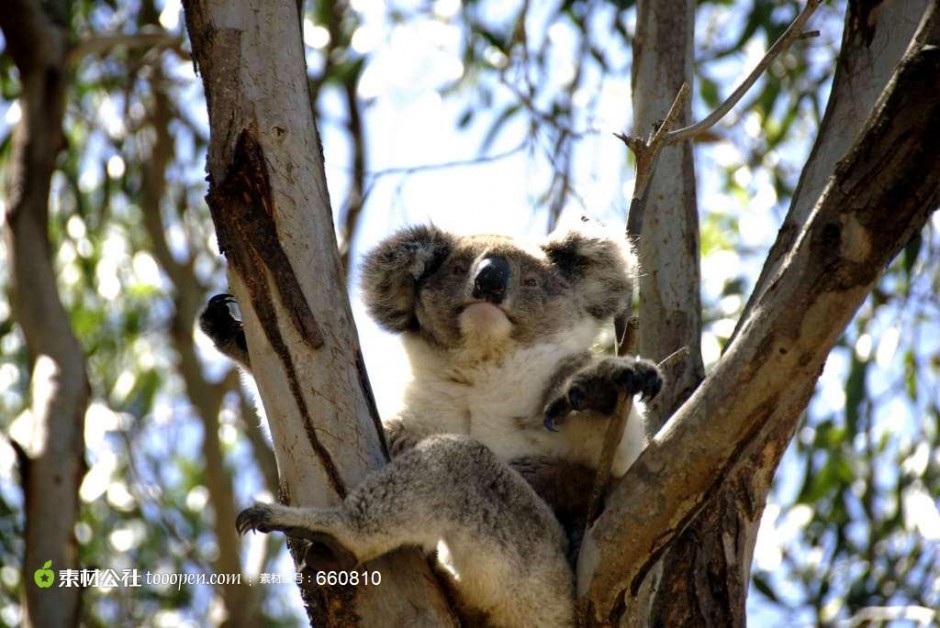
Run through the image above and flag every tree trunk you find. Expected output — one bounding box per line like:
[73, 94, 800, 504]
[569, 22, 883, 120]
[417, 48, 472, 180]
[180, 0, 456, 624]
[630, 0, 704, 427]
[1, 1, 89, 626]
[178, 0, 940, 624]
[625, 0, 704, 623]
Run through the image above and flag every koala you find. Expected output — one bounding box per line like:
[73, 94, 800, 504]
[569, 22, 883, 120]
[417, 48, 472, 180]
[200, 225, 662, 627]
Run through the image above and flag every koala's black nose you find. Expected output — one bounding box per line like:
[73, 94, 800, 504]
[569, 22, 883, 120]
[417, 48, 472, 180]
[472, 255, 510, 303]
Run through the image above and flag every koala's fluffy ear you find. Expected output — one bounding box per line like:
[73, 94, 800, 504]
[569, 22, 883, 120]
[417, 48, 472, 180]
[361, 225, 455, 332]
[542, 230, 636, 319]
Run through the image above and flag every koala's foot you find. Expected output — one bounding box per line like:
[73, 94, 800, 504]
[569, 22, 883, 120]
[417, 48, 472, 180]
[235, 503, 278, 534]
[236, 503, 357, 568]
[199, 293, 250, 368]
[236, 503, 336, 545]
[543, 356, 662, 431]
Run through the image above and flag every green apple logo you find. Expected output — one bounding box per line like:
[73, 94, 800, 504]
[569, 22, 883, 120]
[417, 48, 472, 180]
[34, 560, 54, 589]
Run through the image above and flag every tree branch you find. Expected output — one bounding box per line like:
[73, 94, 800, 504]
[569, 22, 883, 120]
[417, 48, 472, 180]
[616, 82, 689, 219]
[1, 1, 87, 626]
[619, 0, 821, 235]
[666, 0, 821, 144]
[365, 143, 526, 182]
[578, 4, 940, 618]
[67, 31, 187, 65]
[584, 348, 688, 531]
[0, 0, 65, 72]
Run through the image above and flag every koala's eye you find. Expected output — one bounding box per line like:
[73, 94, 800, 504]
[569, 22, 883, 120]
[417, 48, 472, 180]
[522, 274, 540, 288]
[451, 264, 467, 276]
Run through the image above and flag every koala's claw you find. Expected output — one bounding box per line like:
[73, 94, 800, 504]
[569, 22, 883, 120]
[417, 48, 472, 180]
[543, 396, 571, 431]
[567, 385, 588, 411]
[236, 504, 274, 535]
[628, 359, 663, 401]
[590, 356, 663, 404]
[199, 293, 251, 367]
[205, 293, 238, 319]
[210, 292, 237, 306]
[542, 357, 663, 430]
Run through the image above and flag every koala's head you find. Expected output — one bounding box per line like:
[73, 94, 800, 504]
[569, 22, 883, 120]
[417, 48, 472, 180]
[361, 225, 635, 354]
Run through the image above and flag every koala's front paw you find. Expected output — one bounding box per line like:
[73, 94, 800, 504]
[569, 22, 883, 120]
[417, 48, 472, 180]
[200, 294, 250, 366]
[199, 293, 242, 344]
[543, 357, 662, 431]
[236, 504, 278, 535]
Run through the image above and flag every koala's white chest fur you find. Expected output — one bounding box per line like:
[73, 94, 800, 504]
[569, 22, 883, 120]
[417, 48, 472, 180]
[395, 319, 605, 463]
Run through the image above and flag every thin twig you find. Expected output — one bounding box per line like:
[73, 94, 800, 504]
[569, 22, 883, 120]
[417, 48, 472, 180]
[584, 392, 633, 527]
[68, 32, 187, 64]
[366, 143, 527, 180]
[582, 348, 688, 530]
[666, 0, 821, 144]
[361, 143, 529, 203]
[615, 314, 638, 357]
[658, 346, 690, 373]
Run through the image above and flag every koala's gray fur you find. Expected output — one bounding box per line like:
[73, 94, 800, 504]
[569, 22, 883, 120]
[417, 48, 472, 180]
[204, 225, 662, 627]
[238, 435, 573, 626]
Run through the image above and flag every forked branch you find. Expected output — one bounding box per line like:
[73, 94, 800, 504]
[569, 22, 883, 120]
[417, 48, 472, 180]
[618, 0, 821, 236]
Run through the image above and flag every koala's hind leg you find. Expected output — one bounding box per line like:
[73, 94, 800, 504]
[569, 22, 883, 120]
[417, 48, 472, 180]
[237, 435, 574, 627]
[236, 446, 451, 563]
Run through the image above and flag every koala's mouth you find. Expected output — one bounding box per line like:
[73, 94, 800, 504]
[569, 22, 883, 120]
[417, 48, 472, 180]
[459, 301, 511, 318]
[458, 302, 514, 333]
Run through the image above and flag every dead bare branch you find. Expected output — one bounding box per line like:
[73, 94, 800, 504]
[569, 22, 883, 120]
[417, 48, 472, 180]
[582, 346, 690, 535]
[584, 394, 633, 528]
[666, 0, 822, 144]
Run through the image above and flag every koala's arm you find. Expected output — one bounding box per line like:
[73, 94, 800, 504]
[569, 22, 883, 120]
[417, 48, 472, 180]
[199, 294, 423, 456]
[237, 435, 575, 627]
[539, 354, 663, 476]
